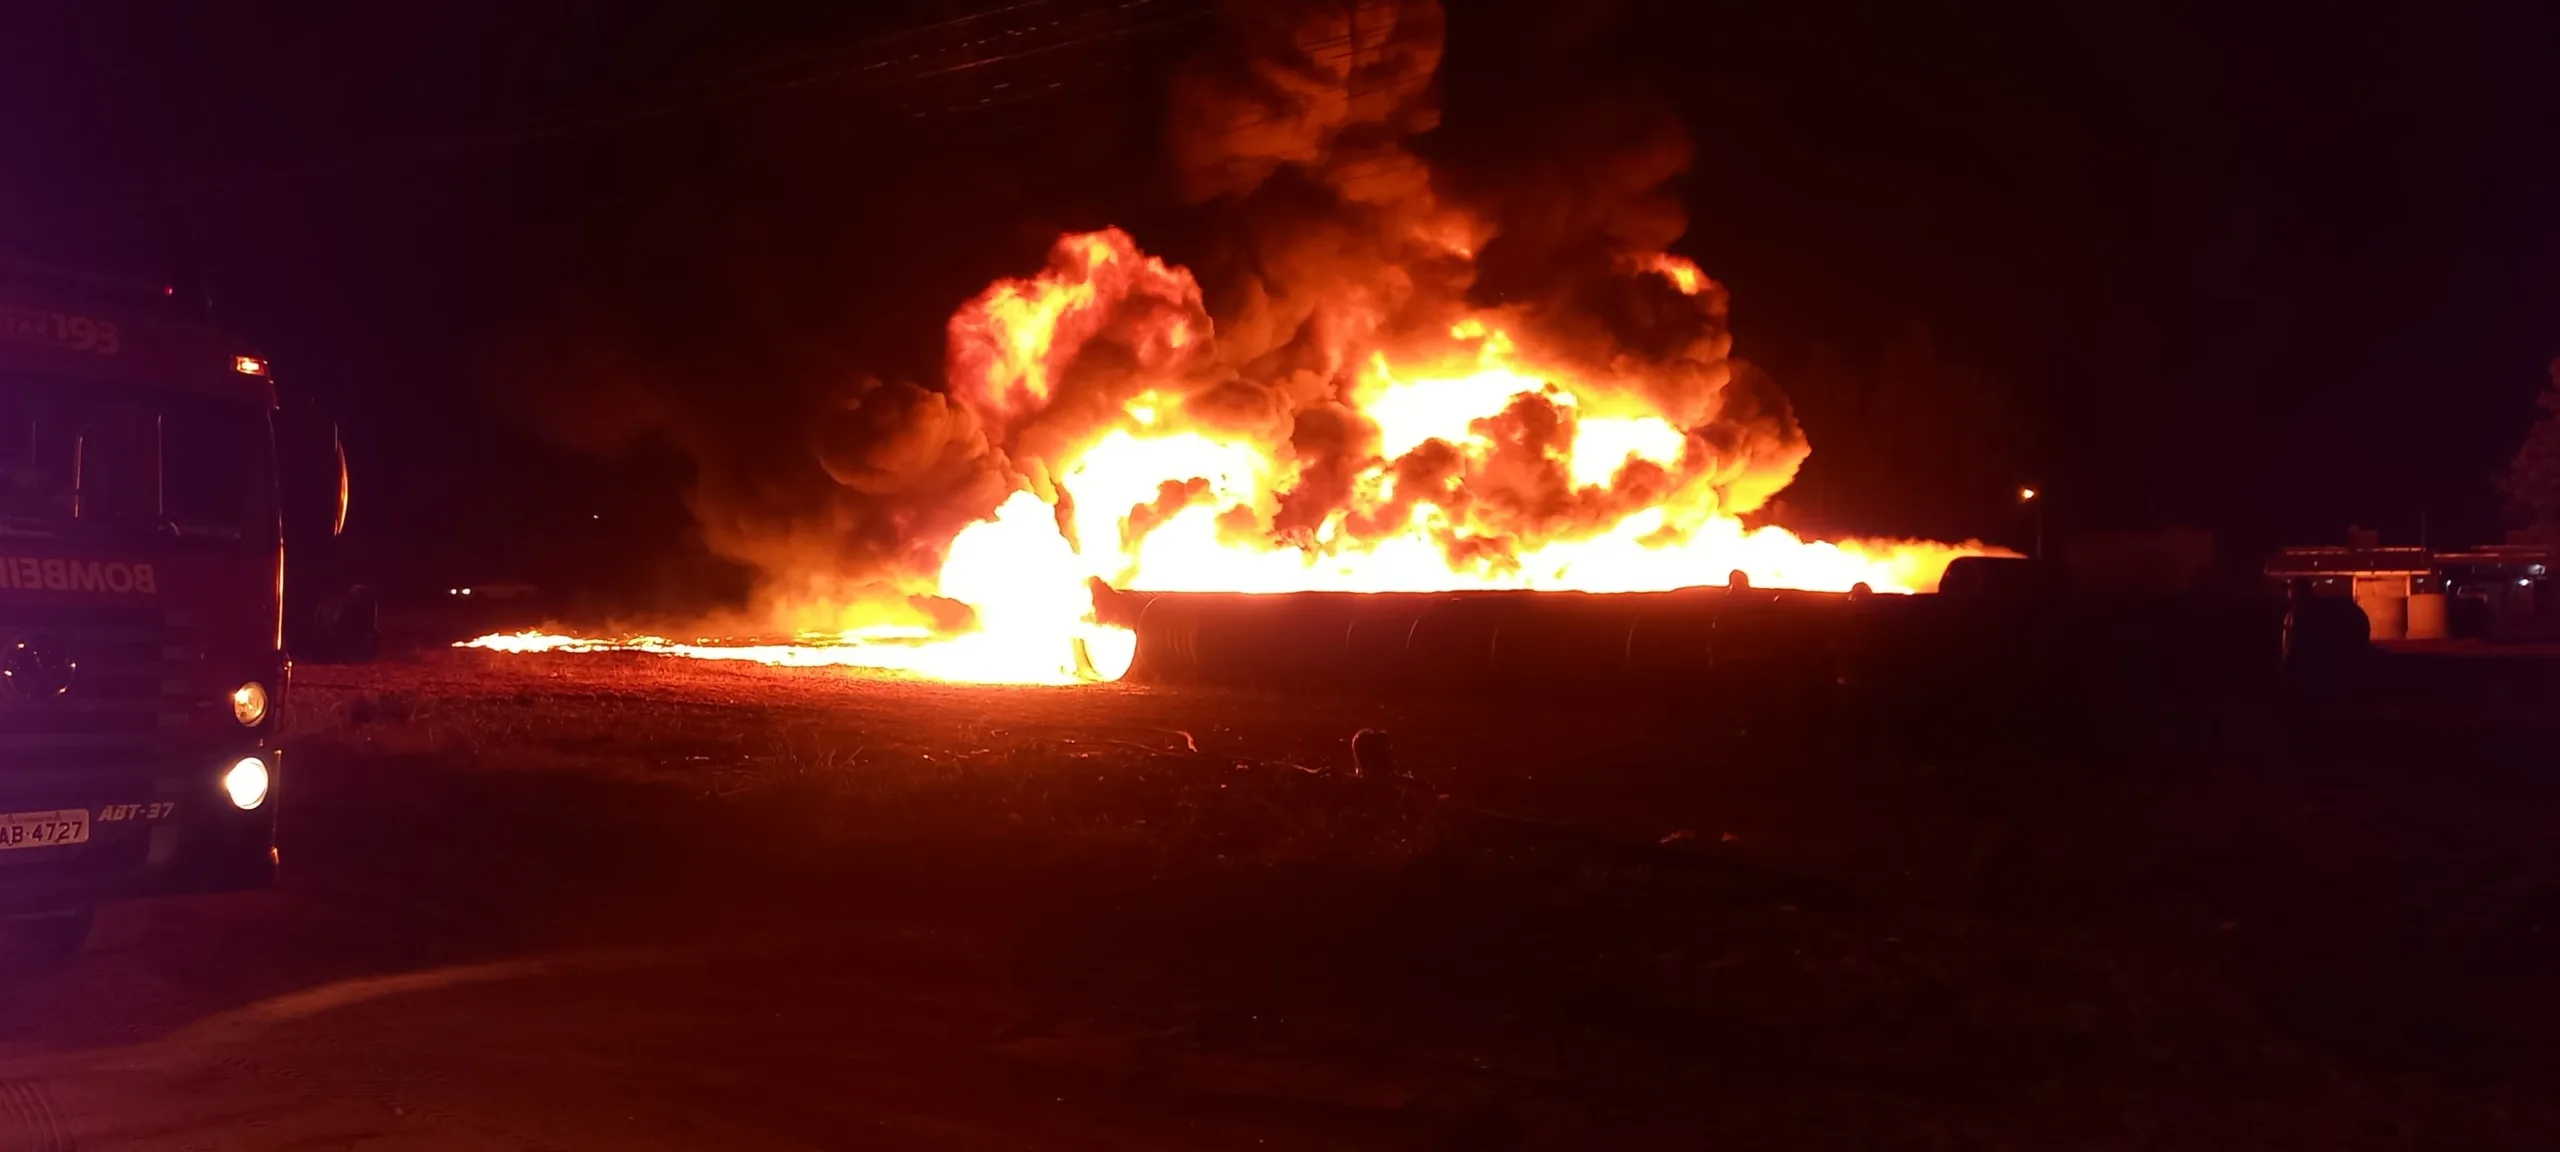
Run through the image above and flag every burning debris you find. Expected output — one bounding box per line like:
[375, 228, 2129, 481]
[470, 0, 1990, 683]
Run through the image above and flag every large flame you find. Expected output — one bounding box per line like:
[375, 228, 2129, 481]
[468, 230, 1989, 683]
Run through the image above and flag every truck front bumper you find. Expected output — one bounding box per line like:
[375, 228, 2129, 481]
[0, 747, 278, 916]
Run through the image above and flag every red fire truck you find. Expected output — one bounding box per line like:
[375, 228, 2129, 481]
[0, 260, 359, 963]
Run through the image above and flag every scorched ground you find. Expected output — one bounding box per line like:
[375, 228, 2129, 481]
[2, 649, 2555, 1148]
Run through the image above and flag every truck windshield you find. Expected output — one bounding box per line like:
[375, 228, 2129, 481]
[0, 380, 276, 543]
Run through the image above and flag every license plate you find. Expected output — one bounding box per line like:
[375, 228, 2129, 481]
[0, 810, 89, 850]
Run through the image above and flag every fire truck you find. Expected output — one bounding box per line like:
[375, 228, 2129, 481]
[0, 259, 362, 963]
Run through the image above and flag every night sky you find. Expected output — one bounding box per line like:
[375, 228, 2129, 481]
[3, 0, 2553, 611]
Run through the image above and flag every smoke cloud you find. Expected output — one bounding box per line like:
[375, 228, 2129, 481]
[1147, 0, 1805, 534]
[532, 0, 1839, 629]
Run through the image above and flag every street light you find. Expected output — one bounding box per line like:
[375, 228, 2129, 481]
[2019, 485, 2043, 559]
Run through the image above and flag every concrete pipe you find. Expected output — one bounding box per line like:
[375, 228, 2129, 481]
[2404, 592, 2449, 641]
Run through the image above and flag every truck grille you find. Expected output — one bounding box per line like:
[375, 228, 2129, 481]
[0, 605, 192, 765]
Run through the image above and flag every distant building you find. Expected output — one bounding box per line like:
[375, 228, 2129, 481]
[2433, 545, 2556, 639]
[2266, 543, 2555, 641]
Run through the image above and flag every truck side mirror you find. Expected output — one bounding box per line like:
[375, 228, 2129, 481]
[331, 423, 348, 537]
[278, 403, 377, 663]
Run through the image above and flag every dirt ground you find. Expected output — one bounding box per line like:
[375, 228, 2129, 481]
[0, 647, 2554, 1149]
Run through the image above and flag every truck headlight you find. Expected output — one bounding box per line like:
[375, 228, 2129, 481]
[224, 757, 271, 810]
[231, 682, 269, 726]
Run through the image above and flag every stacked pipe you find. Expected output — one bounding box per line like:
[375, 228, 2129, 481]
[1093, 558, 2292, 746]
[1094, 584, 1876, 693]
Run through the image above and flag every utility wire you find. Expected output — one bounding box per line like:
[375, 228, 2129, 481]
[28, 7, 1432, 249]
[702, 0, 1083, 85]
[134, 0, 1218, 203]
[183, 12, 1405, 199]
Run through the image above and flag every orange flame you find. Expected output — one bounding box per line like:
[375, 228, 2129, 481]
[1633, 253, 1710, 296]
[469, 229, 1991, 683]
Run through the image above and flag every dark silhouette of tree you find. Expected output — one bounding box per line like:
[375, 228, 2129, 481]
[2501, 357, 2560, 536]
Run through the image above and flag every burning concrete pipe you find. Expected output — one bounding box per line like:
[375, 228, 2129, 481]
[1094, 559, 2293, 747]
[1091, 583, 1892, 693]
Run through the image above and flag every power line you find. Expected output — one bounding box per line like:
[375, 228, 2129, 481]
[138, 0, 1219, 203]
[880, 28, 1443, 201]
[216, 14, 1409, 196]
[704, 0, 1085, 85]
[19, 6, 1440, 253]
